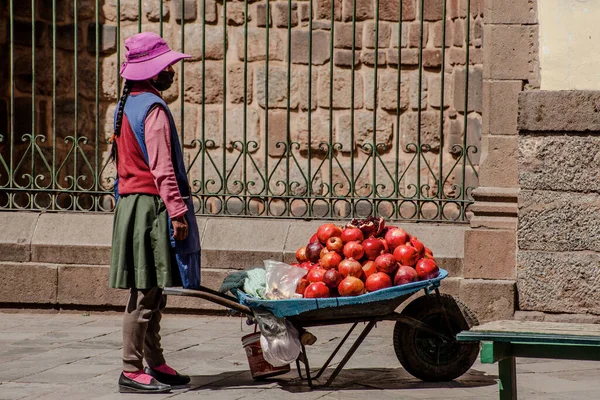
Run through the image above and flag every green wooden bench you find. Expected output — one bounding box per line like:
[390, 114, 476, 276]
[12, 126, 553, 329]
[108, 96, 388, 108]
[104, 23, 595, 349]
[457, 320, 600, 400]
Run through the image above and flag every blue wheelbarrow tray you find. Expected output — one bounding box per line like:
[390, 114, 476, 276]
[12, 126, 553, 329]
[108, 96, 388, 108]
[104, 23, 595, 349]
[236, 268, 448, 325]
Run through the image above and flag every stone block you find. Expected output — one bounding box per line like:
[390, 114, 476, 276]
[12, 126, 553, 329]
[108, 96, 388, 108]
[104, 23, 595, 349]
[364, 22, 392, 48]
[317, 0, 343, 20]
[464, 229, 516, 279]
[227, 3, 250, 26]
[483, 80, 521, 136]
[102, 0, 139, 22]
[380, 0, 416, 22]
[201, 219, 290, 271]
[408, 21, 428, 48]
[184, 24, 225, 61]
[337, 112, 394, 154]
[87, 24, 117, 54]
[479, 135, 518, 188]
[298, 68, 319, 110]
[184, 63, 224, 104]
[318, 68, 363, 109]
[379, 71, 409, 111]
[256, 66, 298, 109]
[31, 213, 113, 265]
[361, 50, 386, 66]
[144, 0, 170, 22]
[390, 24, 408, 48]
[459, 279, 515, 321]
[56, 24, 84, 51]
[173, 0, 197, 22]
[0, 212, 38, 262]
[453, 19, 465, 48]
[518, 91, 600, 133]
[267, 111, 288, 157]
[387, 49, 419, 66]
[273, 2, 298, 27]
[484, 0, 537, 24]
[225, 108, 261, 152]
[422, 49, 443, 68]
[170, 103, 199, 144]
[0, 262, 57, 304]
[335, 23, 362, 49]
[292, 114, 331, 152]
[300, 3, 310, 23]
[343, 0, 373, 21]
[239, 29, 284, 62]
[518, 190, 600, 253]
[428, 73, 452, 109]
[256, 4, 272, 27]
[517, 250, 600, 315]
[483, 25, 537, 80]
[57, 265, 127, 306]
[423, 0, 443, 21]
[410, 71, 428, 110]
[334, 50, 361, 67]
[431, 20, 452, 48]
[282, 221, 325, 264]
[453, 66, 482, 113]
[290, 30, 331, 65]
[401, 111, 441, 152]
[228, 64, 253, 104]
[519, 134, 600, 192]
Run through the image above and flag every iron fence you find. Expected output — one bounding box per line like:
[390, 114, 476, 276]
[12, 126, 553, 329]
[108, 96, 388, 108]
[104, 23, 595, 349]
[0, 0, 481, 221]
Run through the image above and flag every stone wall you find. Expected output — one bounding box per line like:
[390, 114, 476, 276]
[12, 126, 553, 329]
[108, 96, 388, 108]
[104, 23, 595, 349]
[1, 0, 483, 218]
[517, 91, 600, 316]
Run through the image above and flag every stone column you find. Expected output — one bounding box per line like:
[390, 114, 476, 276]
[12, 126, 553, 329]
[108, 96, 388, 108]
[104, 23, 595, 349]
[461, 0, 539, 320]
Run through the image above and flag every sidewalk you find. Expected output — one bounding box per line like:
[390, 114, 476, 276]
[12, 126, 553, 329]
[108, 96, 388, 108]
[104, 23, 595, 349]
[1, 311, 600, 399]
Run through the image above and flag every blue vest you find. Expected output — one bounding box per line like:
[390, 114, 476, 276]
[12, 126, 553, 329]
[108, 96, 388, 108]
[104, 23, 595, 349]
[114, 92, 201, 289]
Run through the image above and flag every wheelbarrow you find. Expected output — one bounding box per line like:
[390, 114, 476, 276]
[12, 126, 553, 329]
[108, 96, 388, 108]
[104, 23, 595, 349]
[165, 268, 479, 388]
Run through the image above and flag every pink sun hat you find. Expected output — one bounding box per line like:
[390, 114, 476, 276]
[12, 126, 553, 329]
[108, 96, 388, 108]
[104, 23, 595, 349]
[119, 32, 191, 81]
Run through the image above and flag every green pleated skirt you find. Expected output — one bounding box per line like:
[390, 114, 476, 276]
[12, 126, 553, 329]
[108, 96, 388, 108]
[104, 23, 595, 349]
[109, 194, 182, 289]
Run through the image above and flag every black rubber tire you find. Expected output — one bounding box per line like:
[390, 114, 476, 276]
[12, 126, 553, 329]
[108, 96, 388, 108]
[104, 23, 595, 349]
[393, 293, 480, 382]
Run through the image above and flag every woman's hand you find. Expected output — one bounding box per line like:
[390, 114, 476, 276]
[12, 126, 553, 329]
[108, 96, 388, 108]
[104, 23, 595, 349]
[171, 216, 188, 241]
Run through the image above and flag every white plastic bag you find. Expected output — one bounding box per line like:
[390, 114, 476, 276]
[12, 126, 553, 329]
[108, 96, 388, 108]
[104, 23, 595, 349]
[263, 260, 307, 300]
[254, 309, 302, 367]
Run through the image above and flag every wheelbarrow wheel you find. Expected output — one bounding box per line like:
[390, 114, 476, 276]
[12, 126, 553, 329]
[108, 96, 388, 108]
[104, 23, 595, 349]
[393, 293, 479, 382]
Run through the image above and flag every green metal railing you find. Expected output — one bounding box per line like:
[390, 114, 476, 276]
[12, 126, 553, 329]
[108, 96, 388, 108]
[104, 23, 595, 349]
[0, 0, 480, 222]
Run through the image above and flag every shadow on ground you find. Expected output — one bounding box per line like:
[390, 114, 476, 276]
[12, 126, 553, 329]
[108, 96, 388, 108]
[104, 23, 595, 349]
[186, 367, 497, 393]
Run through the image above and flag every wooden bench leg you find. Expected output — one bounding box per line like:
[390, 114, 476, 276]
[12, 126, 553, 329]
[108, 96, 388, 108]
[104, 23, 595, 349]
[498, 356, 517, 400]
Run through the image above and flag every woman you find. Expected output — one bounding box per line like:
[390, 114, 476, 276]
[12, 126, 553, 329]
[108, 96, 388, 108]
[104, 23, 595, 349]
[109, 32, 201, 394]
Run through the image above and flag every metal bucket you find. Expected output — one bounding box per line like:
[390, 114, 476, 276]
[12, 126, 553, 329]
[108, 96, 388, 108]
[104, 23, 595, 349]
[241, 332, 291, 380]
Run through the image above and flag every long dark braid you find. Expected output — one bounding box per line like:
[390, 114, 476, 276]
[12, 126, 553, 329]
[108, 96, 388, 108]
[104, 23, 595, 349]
[110, 80, 134, 162]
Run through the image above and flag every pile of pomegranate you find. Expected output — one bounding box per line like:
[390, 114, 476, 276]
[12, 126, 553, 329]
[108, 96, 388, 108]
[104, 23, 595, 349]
[292, 217, 440, 299]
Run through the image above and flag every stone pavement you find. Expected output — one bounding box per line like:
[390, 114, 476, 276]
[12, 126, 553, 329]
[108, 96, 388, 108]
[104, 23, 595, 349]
[1, 312, 600, 400]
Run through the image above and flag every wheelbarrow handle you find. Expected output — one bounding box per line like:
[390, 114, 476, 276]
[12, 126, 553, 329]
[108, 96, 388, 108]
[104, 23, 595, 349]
[164, 286, 254, 317]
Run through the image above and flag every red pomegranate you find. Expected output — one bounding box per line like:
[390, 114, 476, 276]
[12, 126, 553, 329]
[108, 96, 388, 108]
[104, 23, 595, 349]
[380, 238, 389, 253]
[384, 228, 410, 251]
[306, 241, 323, 263]
[365, 272, 392, 292]
[410, 236, 425, 257]
[374, 253, 397, 274]
[338, 276, 366, 297]
[317, 223, 342, 245]
[321, 252, 342, 269]
[323, 269, 343, 289]
[341, 227, 364, 243]
[362, 237, 384, 260]
[309, 233, 319, 243]
[320, 246, 330, 259]
[393, 244, 419, 267]
[424, 247, 434, 259]
[298, 261, 313, 271]
[296, 246, 308, 262]
[304, 282, 330, 298]
[394, 265, 419, 285]
[307, 267, 327, 283]
[338, 258, 363, 278]
[415, 258, 440, 280]
[343, 241, 364, 260]
[347, 216, 385, 238]
[362, 260, 377, 279]
[296, 278, 310, 295]
[326, 236, 344, 253]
